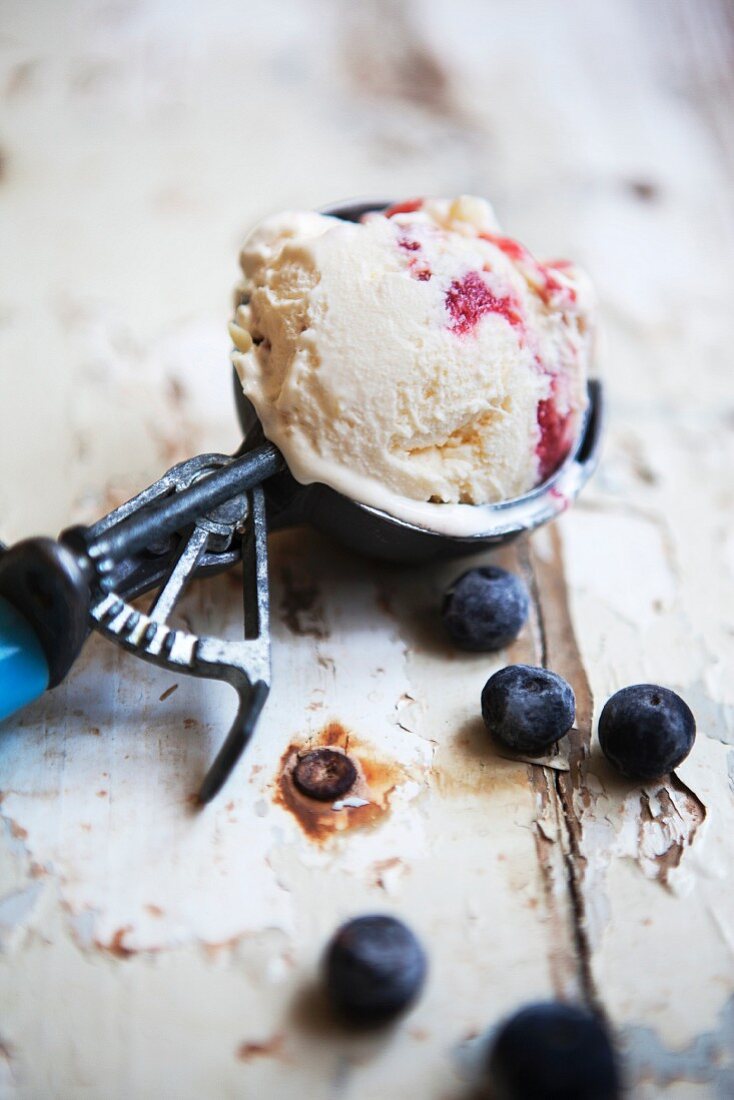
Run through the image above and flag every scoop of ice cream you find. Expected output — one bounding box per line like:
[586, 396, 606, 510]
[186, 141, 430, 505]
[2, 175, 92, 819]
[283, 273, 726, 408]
[230, 196, 595, 534]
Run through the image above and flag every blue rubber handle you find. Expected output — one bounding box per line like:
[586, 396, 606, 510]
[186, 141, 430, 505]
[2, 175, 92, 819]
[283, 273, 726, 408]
[0, 595, 50, 721]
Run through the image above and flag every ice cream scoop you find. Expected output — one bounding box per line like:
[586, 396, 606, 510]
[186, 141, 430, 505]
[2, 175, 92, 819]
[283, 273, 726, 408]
[0, 198, 602, 802]
[231, 195, 595, 535]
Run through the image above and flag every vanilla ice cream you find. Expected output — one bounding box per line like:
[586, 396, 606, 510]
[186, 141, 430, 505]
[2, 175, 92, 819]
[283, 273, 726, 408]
[230, 196, 595, 534]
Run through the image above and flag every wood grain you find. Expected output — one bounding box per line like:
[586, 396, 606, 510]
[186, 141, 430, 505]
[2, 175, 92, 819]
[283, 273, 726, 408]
[1, 1, 733, 1096]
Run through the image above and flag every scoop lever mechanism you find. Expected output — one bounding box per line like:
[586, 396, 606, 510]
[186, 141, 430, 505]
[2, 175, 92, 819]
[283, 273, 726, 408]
[0, 443, 285, 803]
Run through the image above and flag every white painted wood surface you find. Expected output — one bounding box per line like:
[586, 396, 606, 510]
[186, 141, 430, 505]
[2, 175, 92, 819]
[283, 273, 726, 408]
[1, 1, 733, 1096]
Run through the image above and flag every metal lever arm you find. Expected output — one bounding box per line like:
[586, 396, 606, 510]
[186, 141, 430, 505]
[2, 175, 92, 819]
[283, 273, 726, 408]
[1, 447, 280, 799]
[86, 442, 283, 569]
[90, 485, 272, 802]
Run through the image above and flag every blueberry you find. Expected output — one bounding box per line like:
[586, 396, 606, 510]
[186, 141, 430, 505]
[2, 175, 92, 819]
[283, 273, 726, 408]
[486, 1001, 621, 1100]
[442, 566, 529, 652]
[324, 915, 427, 1024]
[598, 684, 695, 781]
[481, 664, 575, 755]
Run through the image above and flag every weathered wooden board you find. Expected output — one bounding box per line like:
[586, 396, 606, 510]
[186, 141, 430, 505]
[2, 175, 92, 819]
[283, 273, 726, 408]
[1, 1, 733, 1096]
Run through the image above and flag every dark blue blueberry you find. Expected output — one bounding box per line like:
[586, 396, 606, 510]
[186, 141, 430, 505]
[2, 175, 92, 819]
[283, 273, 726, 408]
[324, 915, 427, 1024]
[481, 664, 575, 755]
[442, 566, 529, 652]
[598, 684, 695, 781]
[486, 1001, 621, 1100]
[488, 1003, 620, 1095]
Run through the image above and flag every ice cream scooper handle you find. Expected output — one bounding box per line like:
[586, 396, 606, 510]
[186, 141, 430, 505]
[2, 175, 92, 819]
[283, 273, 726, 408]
[0, 444, 285, 799]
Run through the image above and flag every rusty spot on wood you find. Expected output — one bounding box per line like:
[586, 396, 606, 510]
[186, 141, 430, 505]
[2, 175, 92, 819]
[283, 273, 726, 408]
[159, 684, 179, 702]
[97, 790, 108, 798]
[371, 856, 405, 891]
[101, 926, 135, 958]
[279, 566, 328, 638]
[198, 935, 244, 959]
[627, 179, 660, 202]
[10, 821, 27, 840]
[236, 1033, 285, 1062]
[274, 723, 404, 843]
[183, 718, 198, 730]
[320, 721, 348, 747]
[145, 904, 164, 918]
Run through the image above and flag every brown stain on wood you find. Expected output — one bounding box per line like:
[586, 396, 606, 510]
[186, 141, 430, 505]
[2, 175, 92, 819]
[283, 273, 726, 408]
[274, 722, 405, 843]
[236, 1033, 285, 1062]
[279, 565, 329, 639]
[344, 0, 461, 121]
[627, 178, 660, 202]
[431, 704, 531, 800]
[371, 856, 406, 891]
[99, 926, 135, 958]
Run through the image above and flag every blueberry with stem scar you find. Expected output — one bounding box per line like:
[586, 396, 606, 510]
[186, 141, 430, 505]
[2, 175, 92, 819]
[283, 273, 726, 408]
[598, 684, 695, 780]
[442, 566, 529, 652]
[485, 1001, 621, 1100]
[324, 915, 427, 1025]
[481, 664, 575, 755]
